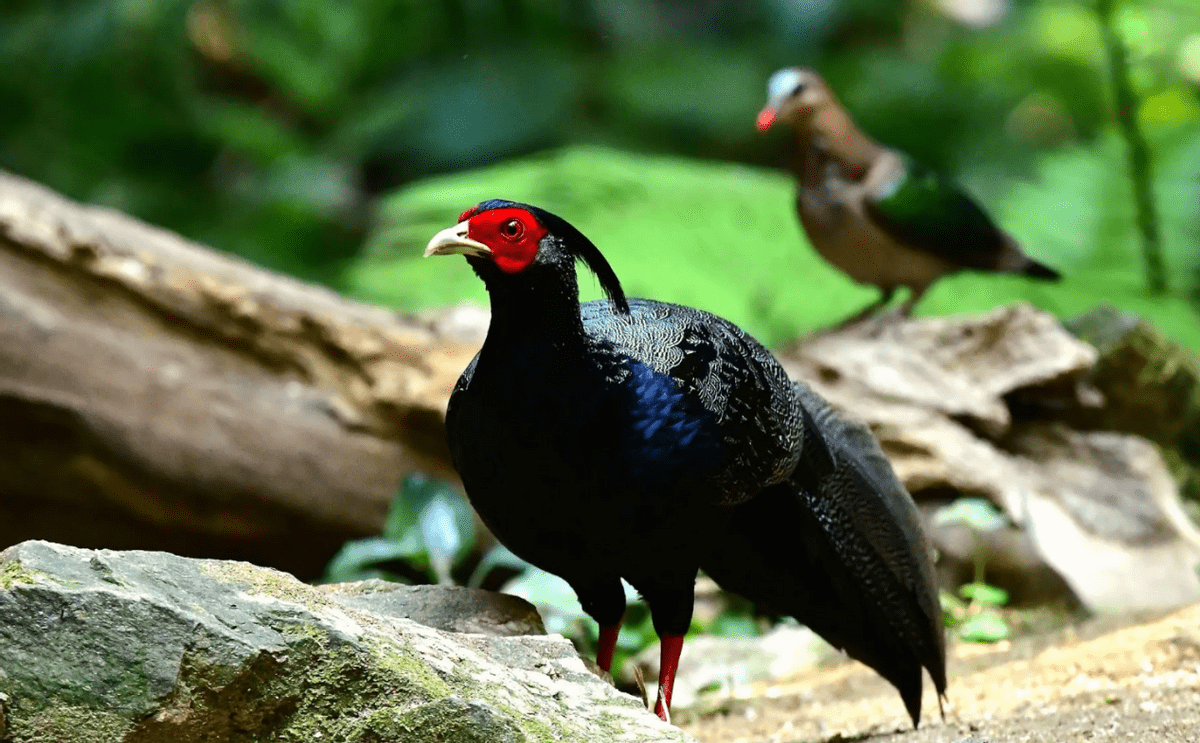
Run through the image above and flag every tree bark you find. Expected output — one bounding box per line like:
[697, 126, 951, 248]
[0, 170, 480, 580]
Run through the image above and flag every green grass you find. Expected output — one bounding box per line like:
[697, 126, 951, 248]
[345, 139, 1200, 351]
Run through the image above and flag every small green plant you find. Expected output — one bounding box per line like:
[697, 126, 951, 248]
[503, 565, 763, 686]
[322, 472, 477, 585]
[323, 473, 765, 683]
[319, 472, 672, 675]
[502, 567, 656, 672]
[941, 581, 1012, 643]
[933, 497, 1014, 643]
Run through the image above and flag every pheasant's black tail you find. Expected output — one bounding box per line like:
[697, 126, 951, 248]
[701, 383, 946, 728]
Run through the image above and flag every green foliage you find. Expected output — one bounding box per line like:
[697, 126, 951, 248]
[0, 0, 1193, 319]
[932, 124, 1200, 348]
[323, 473, 475, 585]
[934, 496, 1008, 586]
[1096, 0, 1168, 294]
[941, 582, 1013, 643]
[932, 497, 1009, 533]
[0, 0, 383, 281]
[957, 607, 1014, 644]
[349, 146, 850, 345]
[502, 565, 763, 680]
[935, 497, 1015, 642]
[322, 470, 762, 677]
[354, 137, 1200, 351]
[501, 566, 658, 675]
[4, 0, 1195, 297]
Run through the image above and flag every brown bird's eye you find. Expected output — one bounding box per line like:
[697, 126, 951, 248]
[792, 83, 806, 96]
[501, 219, 524, 239]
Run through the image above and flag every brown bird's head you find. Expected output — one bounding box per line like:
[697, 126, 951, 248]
[756, 67, 833, 132]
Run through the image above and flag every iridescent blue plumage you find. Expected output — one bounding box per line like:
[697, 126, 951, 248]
[620, 360, 723, 483]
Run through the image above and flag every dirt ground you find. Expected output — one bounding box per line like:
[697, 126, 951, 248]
[679, 604, 1200, 743]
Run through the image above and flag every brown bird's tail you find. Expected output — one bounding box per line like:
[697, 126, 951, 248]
[1022, 258, 1061, 281]
[999, 231, 1061, 281]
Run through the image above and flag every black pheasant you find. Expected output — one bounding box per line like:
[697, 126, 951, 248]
[425, 200, 947, 724]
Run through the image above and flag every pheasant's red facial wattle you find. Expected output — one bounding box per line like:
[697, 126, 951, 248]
[466, 207, 547, 274]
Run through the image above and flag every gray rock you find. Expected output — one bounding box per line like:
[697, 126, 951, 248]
[0, 541, 691, 743]
[1064, 304, 1200, 505]
[318, 580, 546, 637]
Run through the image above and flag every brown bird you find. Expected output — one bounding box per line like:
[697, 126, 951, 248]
[758, 67, 1060, 322]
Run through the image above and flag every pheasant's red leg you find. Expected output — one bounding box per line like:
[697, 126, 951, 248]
[652, 633, 685, 721]
[596, 623, 622, 673]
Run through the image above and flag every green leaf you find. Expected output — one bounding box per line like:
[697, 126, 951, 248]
[960, 582, 1010, 607]
[706, 612, 761, 639]
[932, 497, 1008, 532]
[199, 101, 308, 165]
[468, 544, 530, 588]
[501, 567, 589, 637]
[350, 146, 846, 347]
[381, 476, 418, 541]
[379, 472, 476, 584]
[417, 486, 475, 584]
[616, 609, 658, 652]
[957, 609, 1012, 643]
[321, 536, 422, 584]
[940, 588, 969, 626]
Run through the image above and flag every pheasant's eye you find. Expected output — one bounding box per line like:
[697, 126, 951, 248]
[501, 219, 524, 240]
[792, 83, 806, 97]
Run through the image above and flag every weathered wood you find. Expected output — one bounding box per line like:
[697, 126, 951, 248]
[779, 305, 1200, 611]
[0, 170, 480, 579]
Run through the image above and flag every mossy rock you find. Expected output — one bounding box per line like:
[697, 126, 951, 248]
[1066, 304, 1200, 504]
[0, 541, 689, 743]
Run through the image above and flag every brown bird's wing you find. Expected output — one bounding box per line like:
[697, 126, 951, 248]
[862, 151, 1012, 271]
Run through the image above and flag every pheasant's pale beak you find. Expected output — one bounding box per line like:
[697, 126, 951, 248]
[756, 108, 777, 132]
[424, 221, 492, 258]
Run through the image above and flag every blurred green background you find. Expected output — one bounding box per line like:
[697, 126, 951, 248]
[1, 0, 1197, 346]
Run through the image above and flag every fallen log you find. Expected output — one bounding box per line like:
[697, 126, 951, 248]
[0, 170, 480, 580]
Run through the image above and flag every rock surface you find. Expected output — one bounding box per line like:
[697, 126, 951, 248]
[0, 541, 689, 743]
[781, 303, 1200, 611]
[1064, 304, 1200, 505]
[316, 580, 547, 637]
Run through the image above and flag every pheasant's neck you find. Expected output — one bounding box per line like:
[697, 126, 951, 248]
[478, 262, 588, 358]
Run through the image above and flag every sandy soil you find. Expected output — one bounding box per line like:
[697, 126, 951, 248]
[679, 604, 1200, 743]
